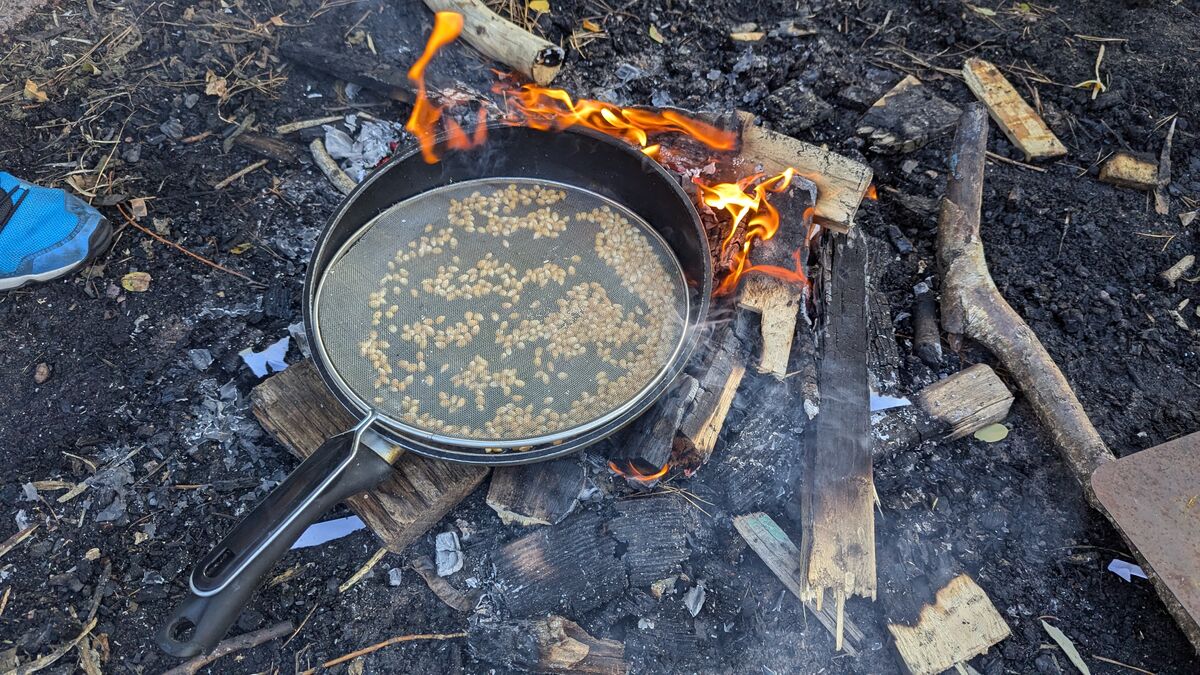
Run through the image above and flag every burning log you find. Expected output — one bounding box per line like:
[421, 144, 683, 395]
[493, 511, 627, 617]
[962, 58, 1066, 161]
[423, 0, 565, 86]
[607, 374, 699, 482]
[676, 325, 747, 462]
[249, 360, 489, 551]
[735, 111, 873, 233]
[469, 615, 628, 675]
[487, 458, 585, 527]
[732, 513, 865, 655]
[937, 104, 1114, 502]
[799, 228, 875, 650]
[873, 365, 1014, 456]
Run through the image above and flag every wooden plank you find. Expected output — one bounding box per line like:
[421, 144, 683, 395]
[249, 360, 489, 553]
[736, 111, 873, 233]
[962, 58, 1067, 161]
[887, 574, 1011, 675]
[872, 364, 1013, 456]
[800, 228, 875, 651]
[1099, 151, 1158, 190]
[732, 513, 864, 655]
[486, 457, 585, 527]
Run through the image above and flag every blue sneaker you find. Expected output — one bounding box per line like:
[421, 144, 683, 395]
[0, 172, 112, 290]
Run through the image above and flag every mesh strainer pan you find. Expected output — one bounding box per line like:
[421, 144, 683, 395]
[313, 177, 689, 448]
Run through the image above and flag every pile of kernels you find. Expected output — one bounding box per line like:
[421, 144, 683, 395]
[352, 181, 684, 442]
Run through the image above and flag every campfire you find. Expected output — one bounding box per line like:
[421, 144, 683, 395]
[5, 0, 1198, 673]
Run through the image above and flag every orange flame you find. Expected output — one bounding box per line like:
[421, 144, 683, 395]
[405, 12, 487, 163]
[697, 169, 815, 295]
[493, 78, 737, 155]
[866, 183, 878, 200]
[608, 460, 670, 483]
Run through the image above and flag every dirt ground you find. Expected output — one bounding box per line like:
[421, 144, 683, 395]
[2, 0, 1199, 673]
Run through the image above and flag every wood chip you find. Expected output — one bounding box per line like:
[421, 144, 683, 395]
[888, 575, 1011, 675]
[1099, 152, 1158, 190]
[962, 58, 1066, 161]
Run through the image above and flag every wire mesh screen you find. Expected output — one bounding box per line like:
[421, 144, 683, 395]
[315, 178, 689, 446]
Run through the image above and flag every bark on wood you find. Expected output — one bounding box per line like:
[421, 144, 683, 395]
[732, 513, 864, 655]
[234, 133, 305, 164]
[800, 228, 875, 649]
[310, 139, 356, 195]
[493, 511, 627, 616]
[250, 360, 489, 552]
[423, 0, 565, 85]
[887, 574, 1010, 675]
[962, 58, 1066, 161]
[486, 457, 584, 526]
[1155, 118, 1176, 215]
[936, 104, 1114, 503]
[1160, 255, 1195, 287]
[912, 281, 943, 367]
[856, 75, 961, 154]
[1099, 152, 1158, 190]
[873, 364, 1014, 456]
[469, 616, 628, 675]
[736, 111, 873, 232]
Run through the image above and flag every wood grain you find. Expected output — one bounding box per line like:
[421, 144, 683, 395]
[250, 360, 488, 553]
[962, 58, 1066, 161]
[887, 574, 1010, 675]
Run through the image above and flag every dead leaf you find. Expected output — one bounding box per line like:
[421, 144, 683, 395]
[204, 70, 228, 98]
[973, 423, 1009, 443]
[649, 25, 665, 43]
[129, 197, 148, 220]
[78, 60, 101, 76]
[121, 272, 152, 293]
[84, 548, 100, 561]
[970, 5, 997, 16]
[66, 174, 98, 198]
[269, 14, 285, 26]
[582, 19, 601, 32]
[23, 80, 48, 103]
[1040, 620, 1091, 675]
[529, 0, 550, 12]
[229, 242, 254, 254]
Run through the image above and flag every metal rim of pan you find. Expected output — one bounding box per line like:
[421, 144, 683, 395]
[301, 124, 712, 464]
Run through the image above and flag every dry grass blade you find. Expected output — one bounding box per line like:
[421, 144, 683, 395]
[338, 546, 389, 593]
[6, 616, 97, 675]
[0, 524, 39, 561]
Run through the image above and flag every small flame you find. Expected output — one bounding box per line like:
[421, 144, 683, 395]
[866, 183, 878, 200]
[493, 78, 737, 155]
[608, 460, 670, 483]
[405, 12, 487, 163]
[697, 169, 815, 295]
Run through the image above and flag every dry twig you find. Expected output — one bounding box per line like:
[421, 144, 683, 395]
[115, 205, 261, 285]
[213, 159, 269, 190]
[297, 632, 468, 674]
[161, 621, 295, 675]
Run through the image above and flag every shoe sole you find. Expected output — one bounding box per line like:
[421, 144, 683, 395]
[0, 217, 113, 291]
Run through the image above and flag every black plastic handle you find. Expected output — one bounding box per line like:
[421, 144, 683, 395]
[158, 431, 394, 658]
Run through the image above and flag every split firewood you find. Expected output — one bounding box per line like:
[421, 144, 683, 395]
[423, 0, 565, 86]
[872, 364, 1014, 456]
[736, 181, 817, 379]
[469, 615, 628, 674]
[937, 103, 1115, 502]
[732, 513, 865, 655]
[486, 457, 585, 526]
[912, 280, 943, 366]
[799, 228, 875, 650]
[887, 574, 1010, 675]
[608, 373, 699, 478]
[250, 360, 489, 552]
[856, 75, 961, 154]
[735, 111, 873, 233]
[677, 325, 747, 461]
[962, 58, 1066, 161]
[1098, 152, 1158, 191]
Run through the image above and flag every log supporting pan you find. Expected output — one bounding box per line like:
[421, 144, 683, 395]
[158, 126, 712, 657]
